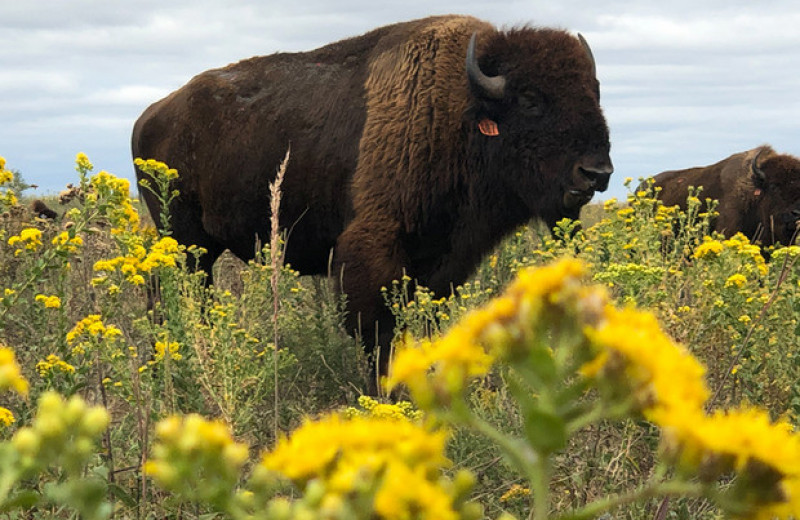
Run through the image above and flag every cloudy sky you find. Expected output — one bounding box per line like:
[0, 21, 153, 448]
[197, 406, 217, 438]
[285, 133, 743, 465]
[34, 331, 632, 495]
[2, 1, 800, 202]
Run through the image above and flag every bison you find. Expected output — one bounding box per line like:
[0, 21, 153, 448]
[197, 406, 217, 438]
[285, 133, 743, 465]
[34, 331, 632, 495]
[31, 200, 58, 220]
[132, 15, 613, 370]
[649, 145, 800, 247]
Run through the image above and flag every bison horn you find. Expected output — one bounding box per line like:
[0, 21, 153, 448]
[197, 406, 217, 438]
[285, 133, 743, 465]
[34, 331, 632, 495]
[466, 33, 506, 100]
[752, 147, 767, 183]
[577, 33, 596, 78]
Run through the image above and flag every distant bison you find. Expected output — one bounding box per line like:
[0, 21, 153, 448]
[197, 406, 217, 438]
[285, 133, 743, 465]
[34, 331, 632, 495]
[132, 15, 613, 366]
[31, 200, 58, 220]
[650, 145, 800, 247]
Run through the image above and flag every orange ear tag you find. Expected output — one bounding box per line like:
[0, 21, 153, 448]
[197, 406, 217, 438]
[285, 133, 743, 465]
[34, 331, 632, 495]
[754, 189, 762, 196]
[478, 118, 500, 136]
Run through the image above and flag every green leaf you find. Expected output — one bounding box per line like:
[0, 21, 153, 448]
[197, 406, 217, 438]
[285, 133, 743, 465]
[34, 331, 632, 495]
[523, 407, 567, 454]
[0, 490, 40, 512]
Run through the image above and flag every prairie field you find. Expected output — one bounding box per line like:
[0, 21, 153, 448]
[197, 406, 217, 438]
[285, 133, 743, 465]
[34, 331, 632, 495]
[1, 155, 799, 519]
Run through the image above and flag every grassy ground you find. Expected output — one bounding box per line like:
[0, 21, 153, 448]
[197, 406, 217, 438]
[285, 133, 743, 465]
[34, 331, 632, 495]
[1, 160, 799, 518]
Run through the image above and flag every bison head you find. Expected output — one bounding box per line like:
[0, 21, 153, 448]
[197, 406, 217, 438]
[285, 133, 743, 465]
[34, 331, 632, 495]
[466, 29, 612, 222]
[751, 148, 800, 246]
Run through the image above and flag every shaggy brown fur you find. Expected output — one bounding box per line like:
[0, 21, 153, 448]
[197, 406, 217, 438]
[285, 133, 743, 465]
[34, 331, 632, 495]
[132, 15, 613, 369]
[651, 146, 800, 246]
[31, 200, 57, 220]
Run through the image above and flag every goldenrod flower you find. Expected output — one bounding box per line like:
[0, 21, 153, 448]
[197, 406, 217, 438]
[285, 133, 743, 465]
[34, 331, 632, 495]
[583, 306, 709, 418]
[145, 414, 248, 506]
[259, 412, 466, 519]
[694, 238, 724, 259]
[52, 231, 83, 254]
[8, 228, 43, 253]
[0, 406, 15, 427]
[0, 346, 29, 396]
[154, 340, 182, 361]
[11, 392, 108, 475]
[35, 294, 62, 309]
[36, 354, 75, 377]
[67, 315, 123, 346]
[75, 152, 93, 172]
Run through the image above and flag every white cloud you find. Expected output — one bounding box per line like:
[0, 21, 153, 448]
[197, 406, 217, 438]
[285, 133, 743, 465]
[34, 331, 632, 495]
[2, 1, 800, 202]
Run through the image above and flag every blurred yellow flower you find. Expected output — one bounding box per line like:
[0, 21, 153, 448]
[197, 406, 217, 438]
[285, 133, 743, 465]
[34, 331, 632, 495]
[0, 346, 29, 396]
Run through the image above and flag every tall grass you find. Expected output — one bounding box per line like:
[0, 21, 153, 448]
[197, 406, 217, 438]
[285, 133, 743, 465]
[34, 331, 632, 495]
[0, 155, 799, 518]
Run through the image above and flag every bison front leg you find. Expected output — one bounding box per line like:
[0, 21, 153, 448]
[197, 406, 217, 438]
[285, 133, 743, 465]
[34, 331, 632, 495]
[333, 217, 407, 384]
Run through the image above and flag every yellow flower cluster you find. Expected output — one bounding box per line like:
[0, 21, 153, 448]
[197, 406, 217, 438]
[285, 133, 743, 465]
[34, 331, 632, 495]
[693, 237, 724, 259]
[0, 156, 12, 184]
[154, 340, 182, 362]
[260, 413, 470, 520]
[344, 395, 423, 421]
[0, 346, 29, 396]
[388, 259, 592, 407]
[66, 315, 123, 354]
[723, 233, 768, 275]
[12, 391, 109, 475]
[8, 228, 43, 255]
[134, 157, 179, 181]
[658, 407, 800, 518]
[75, 152, 93, 172]
[583, 306, 709, 417]
[724, 273, 747, 288]
[89, 169, 141, 234]
[93, 237, 183, 287]
[0, 406, 15, 427]
[35, 294, 62, 309]
[51, 231, 84, 254]
[145, 414, 249, 503]
[36, 354, 76, 377]
[580, 270, 800, 516]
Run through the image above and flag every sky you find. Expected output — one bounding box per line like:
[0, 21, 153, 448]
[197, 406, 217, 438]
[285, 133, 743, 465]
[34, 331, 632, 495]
[2, 1, 800, 203]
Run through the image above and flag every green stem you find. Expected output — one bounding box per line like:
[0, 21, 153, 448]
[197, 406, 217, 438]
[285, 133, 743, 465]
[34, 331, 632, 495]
[448, 398, 539, 481]
[555, 479, 703, 520]
[531, 452, 551, 520]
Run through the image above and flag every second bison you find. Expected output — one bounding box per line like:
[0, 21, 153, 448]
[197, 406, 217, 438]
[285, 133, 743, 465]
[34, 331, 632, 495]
[132, 15, 613, 365]
[649, 145, 800, 247]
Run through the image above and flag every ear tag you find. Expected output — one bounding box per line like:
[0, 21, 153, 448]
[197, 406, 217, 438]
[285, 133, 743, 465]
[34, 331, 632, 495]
[478, 118, 500, 136]
[754, 189, 762, 196]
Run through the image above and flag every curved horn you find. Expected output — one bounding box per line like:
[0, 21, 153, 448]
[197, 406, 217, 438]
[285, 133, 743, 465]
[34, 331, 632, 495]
[577, 33, 596, 77]
[752, 147, 767, 183]
[466, 33, 506, 100]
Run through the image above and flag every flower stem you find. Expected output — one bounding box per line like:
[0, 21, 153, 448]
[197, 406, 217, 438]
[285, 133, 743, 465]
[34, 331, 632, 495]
[554, 479, 703, 520]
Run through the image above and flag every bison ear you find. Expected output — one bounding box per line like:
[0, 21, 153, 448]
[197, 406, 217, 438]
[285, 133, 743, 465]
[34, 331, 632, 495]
[751, 147, 768, 188]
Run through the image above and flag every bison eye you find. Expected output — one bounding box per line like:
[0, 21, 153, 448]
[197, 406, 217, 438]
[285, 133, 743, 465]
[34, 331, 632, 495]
[518, 92, 543, 117]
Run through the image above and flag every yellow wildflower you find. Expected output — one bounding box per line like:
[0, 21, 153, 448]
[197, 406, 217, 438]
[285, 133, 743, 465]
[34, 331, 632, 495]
[259, 412, 464, 519]
[583, 306, 709, 418]
[154, 341, 182, 361]
[36, 354, 75, 377]
[34, 294, 62, 309]
[8, 228, 43, 252]
[0, 346, 29, 396]
[75, 152, 93, 172]
[694, 238, 724, 259]
[0, 406, 15, 427]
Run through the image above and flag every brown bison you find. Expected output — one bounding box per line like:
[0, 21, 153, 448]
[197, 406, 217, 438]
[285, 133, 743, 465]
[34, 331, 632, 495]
[31, 200, 58, 220]
[650, 145, 800, 247]
[132, 15, 613, 366]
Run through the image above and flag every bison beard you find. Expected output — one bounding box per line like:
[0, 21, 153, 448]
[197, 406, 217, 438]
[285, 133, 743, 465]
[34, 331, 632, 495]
[132, 15, 613, 377]
[649, 145, 800, 248]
